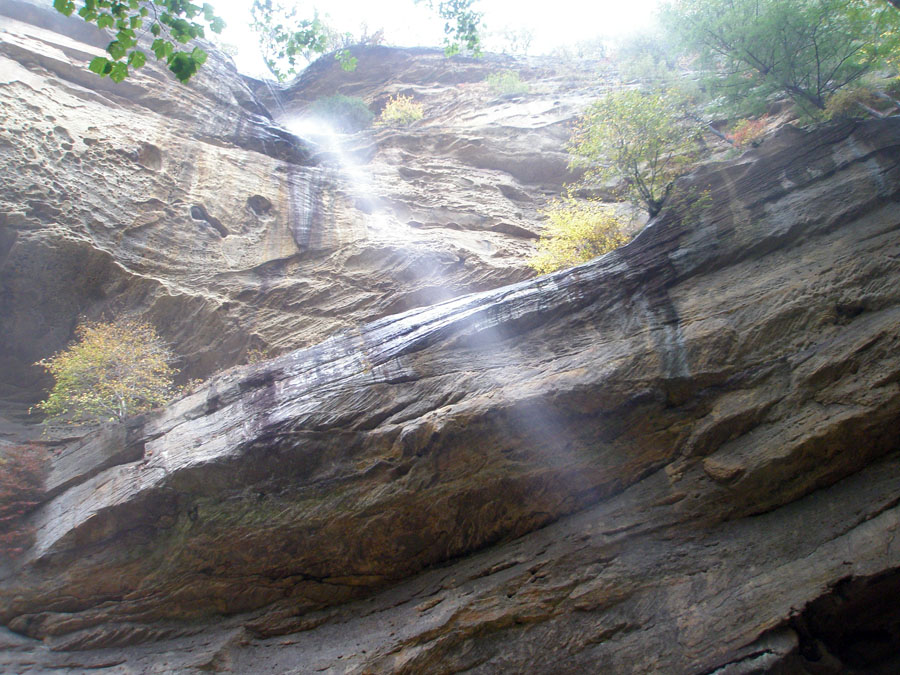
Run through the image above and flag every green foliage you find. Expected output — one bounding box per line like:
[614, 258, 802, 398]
[663, 0, 900, 117]
[568, 89, 701, 218]
[415, 0, 483, 56]
[34, 319, 181, 425]
[250, 1, 357, 82]
[58, 0, 483, 84]
[615, 31, 681, 86]
[886, 77, 900, 98]
[824, 84, 885, 117]
[529, 198, 630, 274]
[251, 0, 482, 81]
[0, 443, 46, 559]
[377, 95, 425, 126]
[308, 95, 374, 132]
[52, 0, 225, 83]
[485, 70, 530, 95]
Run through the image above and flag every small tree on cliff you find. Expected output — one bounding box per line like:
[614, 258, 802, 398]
[34, 319, 181, 425]
[568, 89, 700, 218]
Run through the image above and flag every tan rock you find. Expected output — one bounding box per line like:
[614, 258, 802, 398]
[2, 2, 900, 673]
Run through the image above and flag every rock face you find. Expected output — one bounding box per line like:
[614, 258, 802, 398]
[2, 101, 900, 670]
[2, 3, 900, 674]
[1, 0, 596, 420]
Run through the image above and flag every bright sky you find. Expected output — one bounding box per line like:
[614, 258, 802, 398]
[213, 0, 662, 79]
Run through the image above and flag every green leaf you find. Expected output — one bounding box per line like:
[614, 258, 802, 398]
[88, 56, 110, 75]
[53, 0, 75, 17]
[336, 51, 357, 72]
[210, 17, 225, 34]
[151, 22, 161, 36]
[191, 47, 208, 65]
[168, 51, 199, 82]
[151, 38, 167, 60]
[109, 62, 129, 83]
[127, 50, 146, 69]
[106, 40, 127, 61]
[96, 13, 114, 29]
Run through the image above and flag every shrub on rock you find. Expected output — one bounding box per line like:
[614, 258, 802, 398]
[34, 319, 181, 425]
[529, 198, 630, 274]
[377, 95, 424, 126]
[308, 95, 374, 133]
[485, 70, 530, 95]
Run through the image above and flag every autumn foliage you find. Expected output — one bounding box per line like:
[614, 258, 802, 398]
[377, 95, 425, 126]
[728, 115, 769, 147]
[530, 198, 630, 274]
[34, 319, 181, 425]
[0, 443, 47, 559]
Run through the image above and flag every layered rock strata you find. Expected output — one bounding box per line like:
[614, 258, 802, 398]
[1, 115, 899, 672]
[1, 0, 592, 416]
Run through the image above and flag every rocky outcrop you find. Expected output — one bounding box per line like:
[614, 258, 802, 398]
[1, 1, 595, 420]
[1, 95, 899, 674]
[3, 2, 900, 672]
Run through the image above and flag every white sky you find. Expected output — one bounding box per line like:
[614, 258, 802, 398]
[213, 0, 662, 79]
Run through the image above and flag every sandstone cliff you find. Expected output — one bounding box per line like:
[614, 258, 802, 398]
[1, 0, 591, 424]
[2, 2, 900, 674]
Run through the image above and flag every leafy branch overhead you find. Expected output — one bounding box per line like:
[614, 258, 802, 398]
[415, 0, 483, 56]
[54, 0, 484, 84]
[52, 0, 225, 82]
[249, 0, 358, 82]
[250, 0, 484, 82]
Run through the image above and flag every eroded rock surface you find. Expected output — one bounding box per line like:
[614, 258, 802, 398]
[3, 1, 900, 671]
[1, 75, 899, 674]
[1, 1, 597, 418]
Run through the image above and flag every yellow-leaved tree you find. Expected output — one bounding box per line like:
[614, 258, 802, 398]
[529, 198, 630, 275]
[34, 319, 180, 424]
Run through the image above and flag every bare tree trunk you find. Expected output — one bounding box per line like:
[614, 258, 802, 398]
[705, 123, 734, 145]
